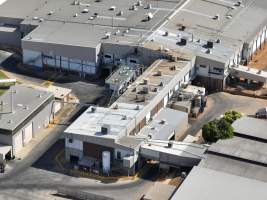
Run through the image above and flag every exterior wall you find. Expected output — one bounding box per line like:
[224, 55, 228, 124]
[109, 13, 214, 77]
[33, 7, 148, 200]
[194, 75, 224, 92]
[243, 26, 267, 62]
[9, 100, 53, 156]
[65, 147, 83, 161]
[114, 148, 133, 160]
[101, 43, 167, 67]
[0, 29, 21, 47]
[0, 132, 12, 145]
[22, 40, 101, 75]
[23, 49, 42, 67]
[125, 60, 194, 135]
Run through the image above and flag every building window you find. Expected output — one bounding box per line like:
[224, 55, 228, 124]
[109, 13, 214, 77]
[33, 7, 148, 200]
[117, 151, 121, 160]
[199, 65, 207, 68]
[129, 59, 137, 63]
[104, 54, 112, 59]
[68, 138, 73, 143]
[212, 67, 224, 74]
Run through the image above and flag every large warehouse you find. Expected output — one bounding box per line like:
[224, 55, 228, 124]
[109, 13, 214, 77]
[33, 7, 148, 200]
[0, 0, 266, 89]
[0, 85, 54, 159]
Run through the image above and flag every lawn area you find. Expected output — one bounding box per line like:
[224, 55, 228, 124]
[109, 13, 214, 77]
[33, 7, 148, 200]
[0, 70, 8, 96]
[0, 70, 8, 79]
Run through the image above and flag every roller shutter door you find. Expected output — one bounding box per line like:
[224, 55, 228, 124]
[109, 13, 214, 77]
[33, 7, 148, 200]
[164, 95, 168, 107]
[54, 102, 62, 114]
[14, 131, 23, 154]
[23, 123, 33, 144]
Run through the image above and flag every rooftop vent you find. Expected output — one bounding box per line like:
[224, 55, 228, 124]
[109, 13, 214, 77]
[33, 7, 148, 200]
[170, 66, 176, 71]
[39, 18, 44, 22]
[82, 8, 89, 13]
[91, 106, 96, 112]
[105, 32, 111, 39]
[135, 105, 140, 110]
[206, 49, 212, 54]
[101, 124, 110, 135]
[159, 82, 164, 87]
[157, 70, 162, 76]
[146, 12, 154, 21]
[72, 0, 79, 5]
[226, 14, 232, 19]
[113, 104, 119, 109]
[207, 40, 214, 49]
[136, 0, 142, 6]
[178, 37, 187, 46]
[257, 70, 262, 74]
[73, 13, 78, 17]
[145, 3, 152, 9]
[159, 119, 166, 125]
[179, 25, 186, 31]
[212, 14, 220, 20]
[109, 6, 116, 11]
[143, 79, 149, 85]
[117, 11, 123, 16]
[167, 141, 173, 148]
[153, 88, 158, 92]
[130, 5, 137, 10]
[142, 86, 149, 94]
[121, 115, 127, 120]
[48, 11, 53, 15]
[234, 1, 242, 7]
[216, 39, 221, 44]
[32, 16, 39, 20]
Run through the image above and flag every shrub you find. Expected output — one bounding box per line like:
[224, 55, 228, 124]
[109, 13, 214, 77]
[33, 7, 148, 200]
[202, 118, 234, 143]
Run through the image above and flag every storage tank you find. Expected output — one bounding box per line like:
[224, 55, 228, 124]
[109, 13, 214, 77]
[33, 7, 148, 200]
[102, 151, 111, 174]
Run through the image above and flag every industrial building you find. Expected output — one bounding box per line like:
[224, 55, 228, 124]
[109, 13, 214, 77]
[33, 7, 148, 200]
[0, 0, 265, 90]
[171, 166, 267, 200]
[64, 57, 206, 175]
[0, 85, 54, 161]
[199, 117, 267, 183]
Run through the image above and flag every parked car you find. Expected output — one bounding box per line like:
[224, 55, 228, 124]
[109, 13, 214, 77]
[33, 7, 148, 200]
[255, 108, 267, 119]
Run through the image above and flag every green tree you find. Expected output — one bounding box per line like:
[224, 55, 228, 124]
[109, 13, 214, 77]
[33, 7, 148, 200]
[202, 120, 220, 143]
[223, 110, 242, 124]
[217, 118, 234, 139]
[202, 118, 234, 143]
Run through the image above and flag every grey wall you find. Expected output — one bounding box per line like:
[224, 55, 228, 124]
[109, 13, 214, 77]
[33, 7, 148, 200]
[0, 30, 21, 47]
[22, 40, 100, 63]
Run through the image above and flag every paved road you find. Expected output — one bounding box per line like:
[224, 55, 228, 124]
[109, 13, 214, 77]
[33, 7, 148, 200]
[185, 92, 267, 136]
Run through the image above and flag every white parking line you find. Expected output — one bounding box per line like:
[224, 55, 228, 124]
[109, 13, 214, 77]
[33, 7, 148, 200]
[181, 8, 214, 18]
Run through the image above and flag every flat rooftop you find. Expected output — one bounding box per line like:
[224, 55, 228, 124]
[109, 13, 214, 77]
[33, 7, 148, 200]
[0, 0, 187, 46]
[64, 103, 144, 139]
[149, 0, 267, 63]
[0, 85, 53, 132]
[105, 65, 136, 88]
[208, 137, 267, 165]
[115, 59, 191, 106]
[171, 166, 267, 200]
[139, 108, 187, 140]
[232, 116, 267, 141]
[200, 154, 267, 183]
[141, 140, 206, 159]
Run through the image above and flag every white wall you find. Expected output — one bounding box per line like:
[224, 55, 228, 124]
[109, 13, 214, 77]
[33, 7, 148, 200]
[65, 138, 83, 151]
[114, 148, 132, 159]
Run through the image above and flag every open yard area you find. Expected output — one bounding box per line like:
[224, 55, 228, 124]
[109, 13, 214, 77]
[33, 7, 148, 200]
[249, 42, 267, 71]
[185, 92, 267, 137]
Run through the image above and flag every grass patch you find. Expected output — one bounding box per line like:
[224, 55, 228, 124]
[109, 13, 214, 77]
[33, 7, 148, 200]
[0, 71, 8, 79]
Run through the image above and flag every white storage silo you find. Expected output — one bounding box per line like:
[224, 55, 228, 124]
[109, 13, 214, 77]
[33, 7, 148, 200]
[102, 151, 111, 174]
